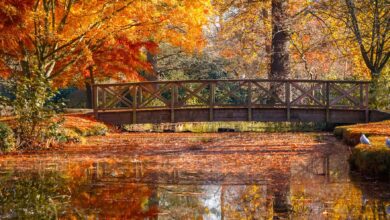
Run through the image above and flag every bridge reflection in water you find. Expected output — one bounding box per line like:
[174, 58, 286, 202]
[92, 79, 389, 125]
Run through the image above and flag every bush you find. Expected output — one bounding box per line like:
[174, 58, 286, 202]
[56, 128, 84, 143]
[335, 121, 390, 179]
[0, 122, 15, 152]
[4, 73, 64, 148]
[62, 115, 108, 137]
[350, 142, 390, 180]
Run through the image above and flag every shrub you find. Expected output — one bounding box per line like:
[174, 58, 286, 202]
[0, 122, 16, 152]
[56, 128, 84, 143]
[62, 115, 108, 137]
[2, 73, 64, 148]
[335, 121, 390, 179]
[350, 143, 390, 180]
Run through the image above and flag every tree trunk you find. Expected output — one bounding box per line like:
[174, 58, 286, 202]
[268, 0, 290, 103]
[369, 73, 381, 109]
[270, 0, 290, 80]
[85, 81, 93, 109]
[85, 67, 95, 109]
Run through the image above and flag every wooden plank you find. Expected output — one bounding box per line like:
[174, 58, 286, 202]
[325, 82, 330, 123]
[359, 83, 364, 108]
[138, 83, 171, 108]
[364, 83, 369, 122]
[171, 83, 176, 123]
[132, 86, 138, 124]
[94, 79, 370, 87]
[252, 81, 284, 104]
[215, 81, 247, 105]
[248, 81, 252, 121]
[290, 82, 324, 106]
[285, 81, 290, 121]
[209, 82, 215, 121]
[103, 86, 132, 109]
[97, 108, 370, 125]
[93, 85, 98, 118]
[177, 82, 209, 107]
[329, 83, 360, 107]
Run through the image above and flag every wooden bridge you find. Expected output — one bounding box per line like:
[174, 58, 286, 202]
[92, 79, 390, 125]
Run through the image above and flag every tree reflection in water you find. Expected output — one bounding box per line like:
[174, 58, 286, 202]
[0, 132, 389, 219]
[0, 170, 70, 219]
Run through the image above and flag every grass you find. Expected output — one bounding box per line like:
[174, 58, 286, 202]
[334, 120, 390, 179]
[60, 114, 108, 137]
[123, 121, 327, 133]
[54, 114, 108, 144]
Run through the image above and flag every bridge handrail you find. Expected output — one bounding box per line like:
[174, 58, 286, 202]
[92, 79, 370, 123]
[93, 79, 370, 87]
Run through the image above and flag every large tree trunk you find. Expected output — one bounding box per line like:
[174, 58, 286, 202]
[85, 81, 93, 109]
[268, 0, 290, 103]
[85, 67, 95, 109]
[270, 0, 290, 79]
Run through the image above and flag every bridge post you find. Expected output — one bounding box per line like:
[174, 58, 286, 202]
[209, 82, 215, 121]
[93, 84, 98, 119]
[364, 83, 369, 122]
[171, 83, 176, 123]
[132, 86, 138, 124]
[285, 81, 291, 121]
[248, 81, 252, 121]
[325, 82, 330, 123]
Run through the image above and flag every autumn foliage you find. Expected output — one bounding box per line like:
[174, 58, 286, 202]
[0, 0, 211, 85]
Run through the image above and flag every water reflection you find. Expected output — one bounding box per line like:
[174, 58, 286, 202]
[0, 133, 389, 219]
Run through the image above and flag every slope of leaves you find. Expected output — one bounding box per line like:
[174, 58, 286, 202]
[334, 121, 390, 179]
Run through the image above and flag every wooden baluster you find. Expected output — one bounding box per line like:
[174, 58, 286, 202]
[139, 87, 143, 104]
[171, 83, 176, 123]
[93, 85, 98, 118]
[101, 87, 106, 109]
[364, 82, 369, 122]
[175, 84, 179, 104]
[359, 83, 364, 109]
[326, 82, 330, 123]
[248, 81, 252, 121]
[285, 81, 290, 121]
[209, 82, 215, 121]
[132, 86, 138, 124]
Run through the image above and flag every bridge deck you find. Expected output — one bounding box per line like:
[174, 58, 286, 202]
[92, 79, 388, 125]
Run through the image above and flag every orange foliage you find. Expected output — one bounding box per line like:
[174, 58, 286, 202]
[0, 0, 212, 87]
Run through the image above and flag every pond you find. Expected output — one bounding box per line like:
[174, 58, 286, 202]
[0, 132, 389, 219]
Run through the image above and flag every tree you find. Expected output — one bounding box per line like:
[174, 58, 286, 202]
[310, 0, 389, 79]
[309, 0, 389, 107]
[344, 0, 389, 78]
[0, 0, 211, 146]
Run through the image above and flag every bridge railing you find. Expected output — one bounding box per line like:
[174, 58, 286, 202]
[92, 79, 370, 122]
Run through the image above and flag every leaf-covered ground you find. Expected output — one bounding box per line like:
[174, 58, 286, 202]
[0, 132, 389, 219]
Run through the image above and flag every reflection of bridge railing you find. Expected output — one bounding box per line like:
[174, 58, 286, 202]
[92, 79, 371, 124]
